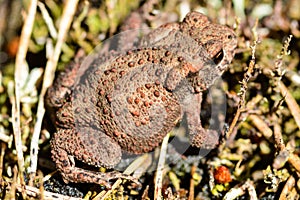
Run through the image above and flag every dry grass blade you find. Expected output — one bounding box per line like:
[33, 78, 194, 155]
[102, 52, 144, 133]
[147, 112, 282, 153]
[13, 0, 38, 192]
[154, 132, 170, 200]
[95, 154, 150, 200]
[29, 0, 79, 184]
[37, 2, 58, 39]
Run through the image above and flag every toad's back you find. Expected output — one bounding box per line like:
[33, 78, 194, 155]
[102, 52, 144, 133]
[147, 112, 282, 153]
[70, 47, 186, 154]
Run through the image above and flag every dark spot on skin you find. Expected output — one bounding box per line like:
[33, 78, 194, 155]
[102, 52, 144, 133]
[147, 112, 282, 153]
[138, 59, 144, 64]
[111, 76, 117, 81]
[103, 108, 109, 114]
[103, 80, 108, 85]
[135, 121, 141, 127]
[178, 57, 184, 62]
[134, 98, 140, 104]
[119, 70, 126, 77]
[128, 61, 134, 67]
[127, 97, 133, 104]
[111, 68, 117, 73]
[145, 83, 151, 89]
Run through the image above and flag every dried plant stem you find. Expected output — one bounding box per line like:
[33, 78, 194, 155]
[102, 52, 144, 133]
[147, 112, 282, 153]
[96, 154, 150, 200]
[273, 120, 285, 151]
[288, 153, 300, 173]
[279, 175, 296, 200]
[29, 0, 79, 183]
[13, 0, 38, 190]
[154, 132, 170, 200]
[278, 81, 300, 130]
[226, 42, 256, 140]
[272, 114, 300, 173]
[224, 180, 257, 200]
[188, 164, 196, 200]
[248, 114, 272, 138]
[0, 143, 5, 178]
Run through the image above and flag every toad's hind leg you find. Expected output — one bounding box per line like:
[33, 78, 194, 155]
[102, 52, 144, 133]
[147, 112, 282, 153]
[50, 128, 139, 188]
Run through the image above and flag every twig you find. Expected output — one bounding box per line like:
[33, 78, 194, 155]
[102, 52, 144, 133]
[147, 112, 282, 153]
[226, 41, 257, 141]
[248, 115, 272, 138]
[223, 180, 258, 200]
[272, 114, 300, 173]
[271, 35, 300, 173]
[188, 164, 196, 200]
[29, 0, 79, 184]
[13, 0, 38, 192]
[273, 118, 285, 151]
[154, 132, 170, 200]
[0, 143, 5, 179]
[9, 166, 18, 199]
[279, 175, 296, 200]
[278, 81, 300, 130]
[0, 128, 13, 145]
[96, 154, 150, 200]
[287, 153, 300, 173]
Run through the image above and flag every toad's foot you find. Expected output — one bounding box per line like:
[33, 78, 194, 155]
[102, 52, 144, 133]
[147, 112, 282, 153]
[190, 128, 219, 149]
[51, 146, 140, 189]
[60, 166, 141, 189]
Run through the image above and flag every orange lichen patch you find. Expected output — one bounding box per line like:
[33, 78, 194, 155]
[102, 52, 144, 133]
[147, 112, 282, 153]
[213, 166, 232, 184]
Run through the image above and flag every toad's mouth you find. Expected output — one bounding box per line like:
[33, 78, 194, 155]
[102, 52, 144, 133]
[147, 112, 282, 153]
[213, 49, 224, 65]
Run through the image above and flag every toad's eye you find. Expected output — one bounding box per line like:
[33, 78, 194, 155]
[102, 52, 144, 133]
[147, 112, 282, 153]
[227, 34, 233, 40]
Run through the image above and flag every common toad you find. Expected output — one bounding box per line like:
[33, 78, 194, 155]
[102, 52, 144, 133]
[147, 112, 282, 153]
[47, 11, 237, 188]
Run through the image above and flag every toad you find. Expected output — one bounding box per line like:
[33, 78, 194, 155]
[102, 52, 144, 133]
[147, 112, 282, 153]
[47, 11, 237, 188]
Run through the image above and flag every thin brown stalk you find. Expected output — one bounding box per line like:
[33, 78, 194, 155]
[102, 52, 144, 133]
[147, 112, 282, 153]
[273, 114, 300, 173]
[188, 164, 196, 200]
[248, 115, 273, 138]
[226, 42, 256, 140]
[278, 81, 300, 130]
[288, 153, 300, 173]
[279, 175, 296, 200]
[96, 154, 150, 200]
[0, 143, 5, 179]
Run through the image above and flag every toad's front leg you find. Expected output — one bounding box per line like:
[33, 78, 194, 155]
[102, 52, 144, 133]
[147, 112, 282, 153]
[184, 93, 219, 149]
